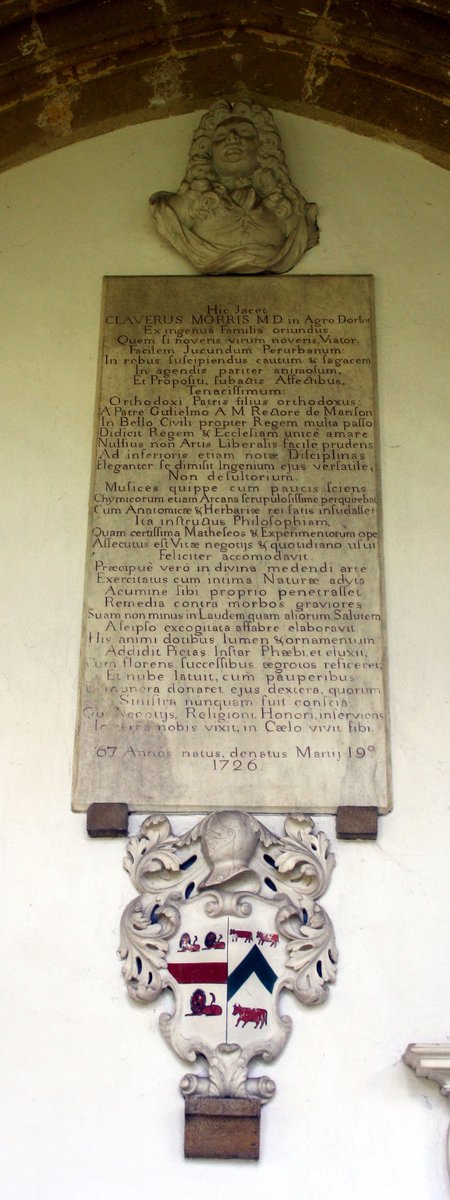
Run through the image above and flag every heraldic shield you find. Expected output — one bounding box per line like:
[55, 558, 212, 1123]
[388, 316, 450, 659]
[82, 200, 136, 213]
[119, 811, 337, 1104]
[168, 894, 284, 1052]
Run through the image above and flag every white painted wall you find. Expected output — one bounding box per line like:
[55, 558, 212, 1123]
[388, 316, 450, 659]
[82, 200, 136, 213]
[0, 111, 449, 1199]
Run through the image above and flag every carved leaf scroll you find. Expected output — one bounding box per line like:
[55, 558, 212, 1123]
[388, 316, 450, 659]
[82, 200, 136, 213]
[277, 902, 338, 1005]
[119, 896, 180, 1002]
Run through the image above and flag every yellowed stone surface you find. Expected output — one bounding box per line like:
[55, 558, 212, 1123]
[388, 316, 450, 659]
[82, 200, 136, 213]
[72, 275, 391, 813]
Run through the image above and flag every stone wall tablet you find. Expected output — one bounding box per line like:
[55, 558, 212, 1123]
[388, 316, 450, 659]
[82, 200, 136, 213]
[72, 275, 391, 814]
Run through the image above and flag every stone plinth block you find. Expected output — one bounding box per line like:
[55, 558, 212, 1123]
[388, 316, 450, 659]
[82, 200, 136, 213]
[184, 1097, 261, 1160]
[336, 805, 378, 840]
[86, 802, 128, 837]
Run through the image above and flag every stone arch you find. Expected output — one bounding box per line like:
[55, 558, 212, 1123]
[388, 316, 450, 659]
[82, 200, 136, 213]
[1, 1, 448, 172]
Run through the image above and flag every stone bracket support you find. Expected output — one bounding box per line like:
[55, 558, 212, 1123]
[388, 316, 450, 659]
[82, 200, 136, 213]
[404, 1042, 450, 1181]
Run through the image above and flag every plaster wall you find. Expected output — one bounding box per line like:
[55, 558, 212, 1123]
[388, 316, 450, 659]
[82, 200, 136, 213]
[0, 111, 449, 1199]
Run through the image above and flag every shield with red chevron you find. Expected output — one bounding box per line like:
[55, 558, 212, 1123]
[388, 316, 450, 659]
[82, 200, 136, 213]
[167, 894, 285, 1051]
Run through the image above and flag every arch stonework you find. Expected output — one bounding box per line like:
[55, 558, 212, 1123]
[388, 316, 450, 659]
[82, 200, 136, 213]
[0, 1, 448, 172]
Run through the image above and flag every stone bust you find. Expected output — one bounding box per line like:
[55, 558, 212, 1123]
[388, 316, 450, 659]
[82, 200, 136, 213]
[149, 98, 319, 275]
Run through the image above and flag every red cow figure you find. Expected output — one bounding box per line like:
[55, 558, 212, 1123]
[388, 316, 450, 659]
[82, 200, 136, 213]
[232, 1003, 267, 1029]
[256, 931, 279, 948]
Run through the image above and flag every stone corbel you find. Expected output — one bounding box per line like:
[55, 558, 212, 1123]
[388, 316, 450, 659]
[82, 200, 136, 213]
[403, 1042, 450, 1181]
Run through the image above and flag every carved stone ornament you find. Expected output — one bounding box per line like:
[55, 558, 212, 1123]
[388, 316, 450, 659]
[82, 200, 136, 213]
[404, 1043, 450, 1180]
[119, 810, 337, 1104]
[149, 98, 319, 275]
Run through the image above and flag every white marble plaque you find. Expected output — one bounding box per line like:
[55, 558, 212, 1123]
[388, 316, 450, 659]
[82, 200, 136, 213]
[73, 275, 391, 813]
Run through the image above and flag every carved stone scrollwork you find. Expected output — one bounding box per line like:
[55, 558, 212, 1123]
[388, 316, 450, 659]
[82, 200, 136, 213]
[119, 810, 337, 1103]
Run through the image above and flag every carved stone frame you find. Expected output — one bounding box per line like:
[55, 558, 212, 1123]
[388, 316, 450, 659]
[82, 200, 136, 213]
[119, 810, 337, 1106]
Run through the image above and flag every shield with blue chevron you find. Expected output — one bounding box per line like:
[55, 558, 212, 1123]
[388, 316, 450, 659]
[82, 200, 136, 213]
[167, 894, 285, 1051]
